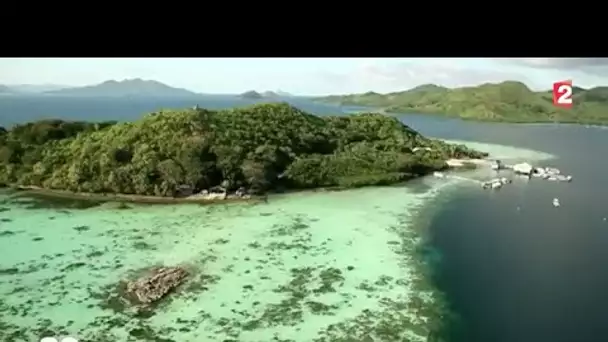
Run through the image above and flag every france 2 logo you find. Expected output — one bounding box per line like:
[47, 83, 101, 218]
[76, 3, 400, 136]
[40, 337, 78, 342]
[553, 80, 573, 109]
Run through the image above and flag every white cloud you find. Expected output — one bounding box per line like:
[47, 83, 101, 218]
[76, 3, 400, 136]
[318, 60, 535, 94]
[497, 58, 608, 74]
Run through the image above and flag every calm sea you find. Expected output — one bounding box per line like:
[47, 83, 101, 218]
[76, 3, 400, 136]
[400, 114, 608, 342]
[0, 95, 365, 127]
[1, 96, 607, 342]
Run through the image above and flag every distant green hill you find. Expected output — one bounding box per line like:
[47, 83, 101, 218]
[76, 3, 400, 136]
[317, 81, 608, 125]
[45, 79, 200, 97]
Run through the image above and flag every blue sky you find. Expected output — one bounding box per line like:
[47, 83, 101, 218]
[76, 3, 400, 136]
[1, 58, 607, 95]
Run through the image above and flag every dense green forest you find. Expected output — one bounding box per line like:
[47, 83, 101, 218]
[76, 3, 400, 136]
[0, 103, 486, 197]
[317, 81, 608, 125]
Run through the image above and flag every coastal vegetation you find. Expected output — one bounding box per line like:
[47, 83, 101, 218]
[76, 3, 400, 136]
[0, 103, 485, 197]
[317, 81, 608, 125]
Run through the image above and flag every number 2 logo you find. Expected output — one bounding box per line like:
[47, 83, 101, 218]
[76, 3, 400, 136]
[553, 80, 573, 108]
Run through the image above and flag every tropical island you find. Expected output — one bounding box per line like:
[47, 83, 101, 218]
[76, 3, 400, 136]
[240, 90, 292, 99]
[42, 79, 201, 98]
[0, 103, 486, 201]
[316, 81, 608, 125]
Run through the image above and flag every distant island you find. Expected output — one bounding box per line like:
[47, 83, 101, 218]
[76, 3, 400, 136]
[0, 82, 297, 99]
[316, 81, 608, 125]
[240, 90, 292, 99]
[0, 103, 486, 202]
[275, 90, 293, 97]
[240, 90, 264, 99]
[1, 84, 69, 94]
[42, 79, 201, 98]
[262, 91, 279, 97]
[0, 85, 14, 94]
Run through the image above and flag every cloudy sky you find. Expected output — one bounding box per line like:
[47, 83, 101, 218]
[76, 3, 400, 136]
[1, 58, 607, 96]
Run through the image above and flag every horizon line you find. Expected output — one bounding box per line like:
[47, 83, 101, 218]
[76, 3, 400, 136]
[1, 78, 595, 97]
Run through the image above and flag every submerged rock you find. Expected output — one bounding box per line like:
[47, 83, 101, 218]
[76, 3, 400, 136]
[126, 266, 189, 304]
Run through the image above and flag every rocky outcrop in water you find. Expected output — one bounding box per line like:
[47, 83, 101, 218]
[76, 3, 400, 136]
[126, 266, 188, 304]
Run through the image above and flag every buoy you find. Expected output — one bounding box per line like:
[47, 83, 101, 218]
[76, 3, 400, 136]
[552, 198, 560, 207]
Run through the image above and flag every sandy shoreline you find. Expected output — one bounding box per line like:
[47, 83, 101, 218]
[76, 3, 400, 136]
[5, 138, 550, 206]
[446, 158, 491, 167]
[6, 159, 487, 206]
[9, 185, 262, 205]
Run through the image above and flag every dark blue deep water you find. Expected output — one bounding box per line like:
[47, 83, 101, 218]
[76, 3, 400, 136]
[400, 114, 608, 342]
[1, 95, 607, 342]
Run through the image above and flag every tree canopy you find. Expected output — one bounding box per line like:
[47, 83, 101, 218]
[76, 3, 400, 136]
[0, 103, 485, 196]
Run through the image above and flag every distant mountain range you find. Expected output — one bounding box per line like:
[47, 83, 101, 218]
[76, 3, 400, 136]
[43, 79, 200, 97]
[0, 80, 297, 98]
[0, 79, 201, 97]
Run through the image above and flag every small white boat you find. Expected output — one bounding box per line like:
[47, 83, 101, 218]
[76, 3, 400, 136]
[491, 181, 503, 189]
[552, 198, 560, 207]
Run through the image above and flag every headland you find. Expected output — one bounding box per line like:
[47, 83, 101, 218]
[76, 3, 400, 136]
[0, 103, 487, 204]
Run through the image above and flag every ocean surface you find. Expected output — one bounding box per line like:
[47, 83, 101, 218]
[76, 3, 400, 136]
[0, 95, 607, 342]
[0, 95, 365, 127]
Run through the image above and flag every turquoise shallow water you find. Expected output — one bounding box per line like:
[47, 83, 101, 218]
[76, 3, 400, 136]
[0, 141, 555, 342]
[0, 183, 451, 342]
